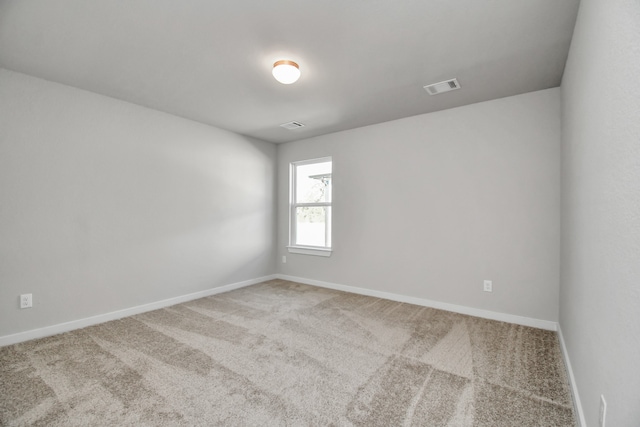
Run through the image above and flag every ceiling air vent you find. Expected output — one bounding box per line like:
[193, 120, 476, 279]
[280, 121, 305, 130]
[423, 78, 461, 95]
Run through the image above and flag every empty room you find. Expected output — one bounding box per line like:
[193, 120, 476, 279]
[1, 0, 638, 426]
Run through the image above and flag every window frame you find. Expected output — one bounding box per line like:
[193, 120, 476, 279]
[287, 157, 333, 257]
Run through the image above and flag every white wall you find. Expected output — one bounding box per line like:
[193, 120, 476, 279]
[560, 0, 640, 425]
[0, 69, 276, 337]
[278, 89, 561, 322]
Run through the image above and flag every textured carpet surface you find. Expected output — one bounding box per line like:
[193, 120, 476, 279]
[0, 280, 575, 426]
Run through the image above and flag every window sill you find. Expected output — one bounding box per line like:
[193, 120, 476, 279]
[287, 246, 332, 257]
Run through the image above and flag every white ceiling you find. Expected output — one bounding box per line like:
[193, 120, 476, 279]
[0, 0, 580, 144]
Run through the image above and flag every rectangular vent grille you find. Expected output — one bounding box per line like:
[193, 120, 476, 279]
[424, 78, 461, 95]
[280, 121, 305, 130]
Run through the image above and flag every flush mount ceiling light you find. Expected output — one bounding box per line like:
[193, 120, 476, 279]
[272, 60, 300, 84]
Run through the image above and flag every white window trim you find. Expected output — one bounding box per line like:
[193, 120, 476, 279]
[286, 246, 332, 257]
[288, 157, 332, 257]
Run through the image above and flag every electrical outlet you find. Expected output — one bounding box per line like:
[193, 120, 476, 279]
[282, 255, 287, 263]
[20, 293, 33, 309]
[600, 395, 607, 427]
[483, 280, 492, 292]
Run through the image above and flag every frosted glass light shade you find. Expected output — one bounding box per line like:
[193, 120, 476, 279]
[272, 60, 300, 84]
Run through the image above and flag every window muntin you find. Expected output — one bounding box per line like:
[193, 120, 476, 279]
[290, 158, 332, 252]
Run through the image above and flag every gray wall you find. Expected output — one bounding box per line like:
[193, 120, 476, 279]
[0, 69, 276, 337]
[560, 0, 640, 425]
[278, 88, 561, 322]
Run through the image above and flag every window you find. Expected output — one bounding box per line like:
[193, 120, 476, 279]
[288, 157, 332, 256]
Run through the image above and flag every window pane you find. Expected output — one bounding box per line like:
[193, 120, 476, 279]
[295, 161, 332, 203]
[295, 206, 331, 247]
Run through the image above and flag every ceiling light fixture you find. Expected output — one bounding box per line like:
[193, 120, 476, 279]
[272, 60, 300, 84]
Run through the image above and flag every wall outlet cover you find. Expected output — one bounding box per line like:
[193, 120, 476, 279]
[20, 294, 33, 309]
[483, 280, 493, 292]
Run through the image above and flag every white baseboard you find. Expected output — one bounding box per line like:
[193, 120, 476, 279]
[276, 274, 558, 331]
[557, 326, 586, 427]
[0, 274, 277, 347]
[2, 272, 559, 347]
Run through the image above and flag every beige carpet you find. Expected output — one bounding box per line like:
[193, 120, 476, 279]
[0, 279, 575, 426]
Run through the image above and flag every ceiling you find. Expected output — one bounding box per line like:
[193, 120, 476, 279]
[0, 0, 580, 144]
